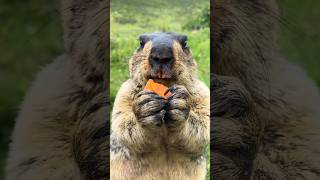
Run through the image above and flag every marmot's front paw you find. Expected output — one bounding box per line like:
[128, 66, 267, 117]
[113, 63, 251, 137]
[133, 90, 166, 128]
[165, 85, 190, 128]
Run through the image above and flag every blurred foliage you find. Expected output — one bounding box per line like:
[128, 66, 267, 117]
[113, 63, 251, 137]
[183, 5, 210, 30]
[0, 0, 318, 179]
[278, 0, 320, 86]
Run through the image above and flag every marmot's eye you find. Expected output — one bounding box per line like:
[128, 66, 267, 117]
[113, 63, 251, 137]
[140, 40, 145, 47]
[181, 41, 188, 49]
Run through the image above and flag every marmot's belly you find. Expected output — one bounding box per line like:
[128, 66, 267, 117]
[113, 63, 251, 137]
[111, 150, 206, 180]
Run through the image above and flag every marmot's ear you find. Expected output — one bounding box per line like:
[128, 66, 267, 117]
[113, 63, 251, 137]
[176, 35, 187, 43]
[60, 0, 109, 52]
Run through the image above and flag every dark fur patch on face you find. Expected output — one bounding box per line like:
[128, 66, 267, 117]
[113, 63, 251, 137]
[129, 32, 197, 86]
[142, 33, 188, 81]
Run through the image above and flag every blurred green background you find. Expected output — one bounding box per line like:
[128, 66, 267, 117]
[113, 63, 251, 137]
[0, 0, 319, 179]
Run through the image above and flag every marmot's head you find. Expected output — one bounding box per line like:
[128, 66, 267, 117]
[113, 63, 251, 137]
[129, 32, 197, 87]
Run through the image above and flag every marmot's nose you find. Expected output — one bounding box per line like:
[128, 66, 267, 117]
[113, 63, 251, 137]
[150, 44, 173, 64]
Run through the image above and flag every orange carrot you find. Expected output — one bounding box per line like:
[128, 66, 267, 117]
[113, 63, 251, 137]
[144, 79, 172, 99]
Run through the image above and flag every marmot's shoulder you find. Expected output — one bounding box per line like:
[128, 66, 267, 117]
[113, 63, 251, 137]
[115, 79, 137, 97]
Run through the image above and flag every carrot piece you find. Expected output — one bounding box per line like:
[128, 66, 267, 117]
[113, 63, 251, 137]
[144, 79, 172, 99]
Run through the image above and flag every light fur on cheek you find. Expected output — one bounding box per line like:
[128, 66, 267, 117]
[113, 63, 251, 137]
[129, 41, 152, 85]
[172, 41, 197, 88]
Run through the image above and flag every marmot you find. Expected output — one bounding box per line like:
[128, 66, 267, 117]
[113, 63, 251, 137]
[110, 32, 210, 180]
[6, 0, 109, 179]
[212, 0, 320, 179]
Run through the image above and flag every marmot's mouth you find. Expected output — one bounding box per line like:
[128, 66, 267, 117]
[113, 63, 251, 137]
[146, 75, 174, 81]
[146, 72, 176, 86]
[147, 68, 175, 80]
[147, 78, 174, 87]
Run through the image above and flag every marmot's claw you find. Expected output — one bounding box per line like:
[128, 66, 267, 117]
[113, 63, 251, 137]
[165, 85, 190, 128]
[133, 90, 167, 129]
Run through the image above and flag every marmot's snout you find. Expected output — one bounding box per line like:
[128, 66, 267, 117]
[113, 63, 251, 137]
[139, 32, 188, 81]
[150, 42, 174, 65]
[149, 38, 174, 79]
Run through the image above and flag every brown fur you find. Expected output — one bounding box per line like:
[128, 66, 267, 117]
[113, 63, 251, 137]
[6, 1, 109, 179]
[212, 0, 320, 179]
[110, 34, 210, 179]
